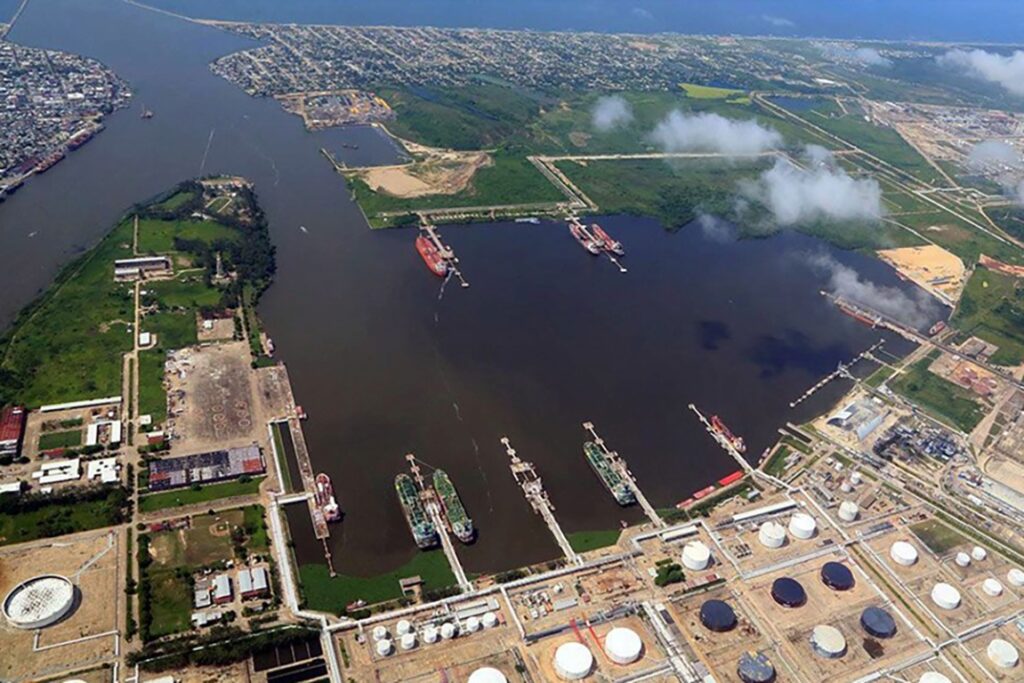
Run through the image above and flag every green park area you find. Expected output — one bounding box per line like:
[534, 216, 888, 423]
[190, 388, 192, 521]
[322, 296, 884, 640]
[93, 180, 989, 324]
[680, 82, 747, 102]
[890, 354, 987, 433]
[136, 218, 240, 255]
[910, 519, 967, 555]
[951, 267, 1024, 366]
[298, 550, 455, 614]
[37, 428, 83, 451]
[138, 477, 265, 513]
[567, 529, 621, 553]
[0, 486, 130, 546]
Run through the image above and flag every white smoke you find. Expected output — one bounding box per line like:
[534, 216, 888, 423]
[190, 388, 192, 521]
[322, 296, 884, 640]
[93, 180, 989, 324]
[821, 44, 891, 68]
[966, 140, 1022, 170]
[649, 111, 782, 156]
[938, 49, 1024, 96]
[591, 95, 634, 132]
[741, 148, 884, 225]
[762, 14, 795, 28]
[809, 252, 940, 329]
[695, 213, 736, 242]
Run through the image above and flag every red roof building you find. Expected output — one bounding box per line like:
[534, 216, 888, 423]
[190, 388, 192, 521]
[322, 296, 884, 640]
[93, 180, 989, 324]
[0, 406, 26, 457]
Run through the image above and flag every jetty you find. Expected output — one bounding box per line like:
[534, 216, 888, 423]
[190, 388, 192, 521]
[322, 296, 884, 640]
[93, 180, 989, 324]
[583, 421, 664, 527]
[405, 455, 472, 592]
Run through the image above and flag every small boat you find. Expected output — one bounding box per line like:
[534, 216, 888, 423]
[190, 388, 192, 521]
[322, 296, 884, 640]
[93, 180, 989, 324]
[315, 473, 342, 522]
[296, 405, 308, 420]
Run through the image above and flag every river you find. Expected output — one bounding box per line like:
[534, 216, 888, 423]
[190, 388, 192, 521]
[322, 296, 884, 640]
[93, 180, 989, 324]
[4, 0, 921, 575]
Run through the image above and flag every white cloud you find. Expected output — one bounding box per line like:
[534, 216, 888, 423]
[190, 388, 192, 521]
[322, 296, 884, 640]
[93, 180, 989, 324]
[591, 95, 633, 132]
[696, 213, 736, 242]
[741, 148, 884, 225]
[1017, 180, 1024, 205]
[966, 140, 1022, 170]
[809, 252, 940, 329]
[821, 44, 891, 68]
[762, 14, 795, 28]
[631, 6, 653, 20]
[648, 111, 782, 156]
[938, 49, 1024, 96]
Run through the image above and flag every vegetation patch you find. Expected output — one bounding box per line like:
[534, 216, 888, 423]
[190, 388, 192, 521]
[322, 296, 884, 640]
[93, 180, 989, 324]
[566, 529, 621, 553]
[680, 82, 744, 99]
[137, 350, 167, 424]
[890, 356, 986, 433]
[139, 476, 264, 513]
[910, 519, 966, 555]
[37, 428, 83, 450]
[136, 218, 239, 255]
[0, 485, 130, 546]
[951, 267, 1024, 366]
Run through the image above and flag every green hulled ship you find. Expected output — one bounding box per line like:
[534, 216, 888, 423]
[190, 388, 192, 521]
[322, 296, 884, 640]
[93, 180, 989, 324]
[584, 441, 636, 506]
[433, 469, 475, 543]
[395, 474, 437, 549]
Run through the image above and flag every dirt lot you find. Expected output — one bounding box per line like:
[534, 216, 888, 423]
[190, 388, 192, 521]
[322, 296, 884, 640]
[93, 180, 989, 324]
[357, 151, 491, 198]
[148, 509, 243, 568]
[0, 528, 123, 683]
[877, 244, 966, 302]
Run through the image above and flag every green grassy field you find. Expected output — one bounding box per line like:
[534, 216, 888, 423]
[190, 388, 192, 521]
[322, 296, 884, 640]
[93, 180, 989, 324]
[150, 509, 244, 568]
[151, 189, 199, 213]
[37, 429, 83, 450]
[299, 551, 456, 614]
[147, 276, 223, 310]
[148, 569, 192, 638]
[139, 477, 265, 513]
[951, 267, 1024, 366]
[270, 422, 293, 494]
[910, 519, 966, 555]
[137, 350, 167, 424]
[0, 487, 129, 546]
[567, 529, 621, 553]
[864, 365, 896, 388]
[680, 82, 745, 99]
[136, 218, 239, 254]
[244, 505, 269, 551]
[761, 445, 793, 478]
[890, 356, 987, 433]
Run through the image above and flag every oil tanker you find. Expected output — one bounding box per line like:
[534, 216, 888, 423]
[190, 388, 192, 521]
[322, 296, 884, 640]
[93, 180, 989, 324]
[711, 416, 746, 454]
[314, 473, 341, 522]
[433, 469, 475, 543]
[590, 223, 624, 256]
[395, 473, 438, 549]
[415, 235, 448, 276]
[569, 222, 601, 254]
[584, 441, 635, 506]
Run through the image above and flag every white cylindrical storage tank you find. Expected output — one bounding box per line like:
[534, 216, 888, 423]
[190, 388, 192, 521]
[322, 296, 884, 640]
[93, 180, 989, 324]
[375, 639, 393, 657]
[918, 674, 952, 683]
[465, 616, 481, 633]
[971, 546, 988, 562]
[400, 632, 416, 650]
[371, 625, 388, 642]
[838, 501, 859, 522]
[810, 625, 846, 659]
[955, 552, 971, 568]
[396, 619, 412, 635]
[789, 513, 817, 540]
[440, 622, 457, 640]
[1008, 568, 1024, 587]
[2, 575, 76, 630]
[931, 583, 961, 610]
[554, 642, 594, 681]
[839, 481, 853, 494]
[983, 578, 1003, 597]
[604, 626, 643, 665]
[987, 639, 1019, 669]
[482, 611, 498, 629]
[758, 521, 786, 548]
[850, 471, 863, 485]
[422, 625, 438, 644]
[682, 541, 711, 570]
[468, 667, 509, 683]
[890, 541, 918, 566]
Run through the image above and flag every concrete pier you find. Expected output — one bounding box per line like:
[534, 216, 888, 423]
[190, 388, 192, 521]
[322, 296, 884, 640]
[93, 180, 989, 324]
[583, 421, 664, 527]
[789, 340, 885, 408]
[688, 404, 753, 475]
[405, 454, 472, 592]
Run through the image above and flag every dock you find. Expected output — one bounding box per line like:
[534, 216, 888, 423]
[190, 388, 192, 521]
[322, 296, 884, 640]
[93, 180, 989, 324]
[688, 404, 753, 475]
[582, 421, 664, 527]
[285, 413, 335, 576]
[420, 222, 469, 287]
[405, 455, 472, 592]
[789, 340, 885, 408]
[500, 437, 582, 565]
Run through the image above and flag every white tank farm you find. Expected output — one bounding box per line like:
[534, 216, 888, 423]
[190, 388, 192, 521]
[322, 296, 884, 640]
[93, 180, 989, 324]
[482, 611, 499, 628]
[554, 642, 594, 680]
[396, 619, 412, 635]
[604, 627, 643, 665]
[955, 552, 971, 567]
[422, 625, 439, 644]
[890, 541, 918, 566]
[983, 578, 1004, 597]
[850, 471, 863, 485]
[465, 616, 481, 633]
[789, 513, 817, 540]
[468, 667, 509, 683]
[2, 575, 75, 630]
[371, 625, 388, 641]
[931, 583, 961, 610]
[971, 546, 988, 562]
[809, 625, 846, 659]
[440, 622, 457, 639]
[838, 500, 859, 522]
[918, 673, 952, 683]
[758, 521, 787, 548]
[987, 638, 1019, 669]
[375, 639, 393, 657]
[1008, 568, 1024, 587]
[400, 632, 417, 650]
[682, 541, 712, 570]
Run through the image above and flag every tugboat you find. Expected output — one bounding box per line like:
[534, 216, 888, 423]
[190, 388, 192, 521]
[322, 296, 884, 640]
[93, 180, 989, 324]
[415, 235, 448, 276]
[396, 474, 438, 549]
[584, 442, 636, 506]
[433, 469, 474, 543]
[314, 473, 342, 522]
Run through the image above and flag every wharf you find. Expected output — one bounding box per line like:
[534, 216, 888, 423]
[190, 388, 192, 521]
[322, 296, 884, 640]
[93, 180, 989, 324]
[688, 404, 753, 475]
[500, 436, 582, 565]
[583, 421, 664, 527]
[405, 455, 472, 592]
[789, 339, 885, 408]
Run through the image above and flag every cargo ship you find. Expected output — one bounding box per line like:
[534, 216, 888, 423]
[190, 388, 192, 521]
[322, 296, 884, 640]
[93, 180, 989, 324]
[314, 473, 342, 522]
[34, 151, 65, 174]
[415, 235, 448, 276]
[590, 223, 624, 256]
[395, 473, 438, 549]
[584, 441, 635, 506]
[569, 222, 601, 254]
[711, 416, 746, 454]
[433, 469, 474, 543]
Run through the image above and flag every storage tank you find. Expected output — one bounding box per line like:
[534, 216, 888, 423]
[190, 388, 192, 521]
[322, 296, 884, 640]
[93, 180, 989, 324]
[422, 625, 438, 644]
[465, 616, 481, 633]
[682, 541, 711, 570]
[737, 650, 775, 683]
[604, 627, 643, 665]
[971, 546, 988, 562]
[482, 611, 498, 629]
[371, 625, 388, 642]
[987, 638, 1019, 669]
[838, 501, 859, 522]
[2, 575, 76, 631]
[1008, 568, 1024, 587]
[400, 632, 416, 650]
[396, 619, 412, 635]
[860, 606, 896, 638]
[699, 599, 737, 632]
[810, 625, 846, 659]
[983, 578, 1003, 597]
[955, 552, 971, 568]
[890, 541, 918, 566]
[820, 562, 855, 591]
[771, 577, 807, 607]
[918, 674, 952, 683]
[788, 512, 817, 540]
[839, 481, 853, 494]
[931, 583, 961, 610]
[468, 668, 508, 683]
[440, 622, 457, 639]
[850, 471, 863, 485]
[758, 521, 787, 548]
[375, 639, 393, 657]
[554, 642, 594, 680]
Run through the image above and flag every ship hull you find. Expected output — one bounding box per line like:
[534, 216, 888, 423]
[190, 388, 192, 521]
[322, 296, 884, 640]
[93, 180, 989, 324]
[415, 235, 448, 276]
[395, 474, 438, 549]
[433, 469, 475, 544]
[583, 442, 635, 506]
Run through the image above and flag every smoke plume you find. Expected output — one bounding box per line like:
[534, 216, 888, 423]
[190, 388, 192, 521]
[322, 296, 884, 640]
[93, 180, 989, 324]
[591, 95, 634, 132]
[938, 49, 1024, 96]
[649, 111, 782, 156]
[821, 44, 892, 68]
[966, 140, 1022, 170]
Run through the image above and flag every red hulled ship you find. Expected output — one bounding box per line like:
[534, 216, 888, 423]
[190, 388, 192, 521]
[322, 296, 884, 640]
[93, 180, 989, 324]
[315, 473, 342, 522]
[569, 222, 601, 254]
[711, 415, 747, 453]
[415, 235, 448, 276]
[590, 223, 624, 255]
